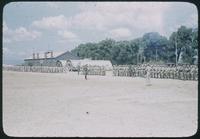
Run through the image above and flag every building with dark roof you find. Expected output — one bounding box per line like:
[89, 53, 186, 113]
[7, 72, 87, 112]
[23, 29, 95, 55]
[24, 51, 80, 67]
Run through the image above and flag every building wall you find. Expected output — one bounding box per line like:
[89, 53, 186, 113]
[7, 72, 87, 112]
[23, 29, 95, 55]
[24, 59, 42, 66]
[24, 58, 57, 67]
[42, 59, 57, 67]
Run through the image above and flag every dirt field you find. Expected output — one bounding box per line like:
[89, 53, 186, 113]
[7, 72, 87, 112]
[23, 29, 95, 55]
[3, 71, 198, 137]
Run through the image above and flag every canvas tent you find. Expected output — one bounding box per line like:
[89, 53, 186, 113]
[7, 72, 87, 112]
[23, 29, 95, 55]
[59, 59, 113, 70]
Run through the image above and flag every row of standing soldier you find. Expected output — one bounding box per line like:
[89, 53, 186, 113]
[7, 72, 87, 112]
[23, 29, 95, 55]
[113, 64, 198, 81]
[3, 64, 198, 81]
[3, 66, 67, 73]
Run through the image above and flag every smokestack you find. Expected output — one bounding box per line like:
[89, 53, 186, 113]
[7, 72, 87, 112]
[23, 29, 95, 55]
[51, 51, 53, 58]
[37, 53, 39, 59]
[33, 53, 35, 59]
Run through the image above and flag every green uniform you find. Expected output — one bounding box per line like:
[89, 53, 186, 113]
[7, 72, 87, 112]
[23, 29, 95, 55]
[83, 65, 89, 80]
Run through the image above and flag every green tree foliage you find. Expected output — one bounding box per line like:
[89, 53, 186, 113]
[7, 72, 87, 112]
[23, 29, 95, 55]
[191, 28, 198, 63]
[169, 26, 197, 64]
[192, 28, 198, 49]
[142, 32, 169, 63]
[71, 26, 198, 65]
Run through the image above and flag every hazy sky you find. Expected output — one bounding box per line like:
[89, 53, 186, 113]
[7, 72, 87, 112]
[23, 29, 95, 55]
[3, 2, 198, 65]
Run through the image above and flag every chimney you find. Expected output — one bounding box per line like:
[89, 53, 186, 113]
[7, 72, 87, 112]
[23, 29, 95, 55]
[37, 53, 39, 59]
[51, 51, 53, 58]
[33, 53, 35, 59]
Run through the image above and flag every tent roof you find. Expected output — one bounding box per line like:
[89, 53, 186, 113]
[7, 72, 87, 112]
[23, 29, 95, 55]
[69, 59, 113, 69]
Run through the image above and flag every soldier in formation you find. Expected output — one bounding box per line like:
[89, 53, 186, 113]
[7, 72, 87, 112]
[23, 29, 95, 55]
[113, 64, 198, 81]
[3, 63, 198, 81]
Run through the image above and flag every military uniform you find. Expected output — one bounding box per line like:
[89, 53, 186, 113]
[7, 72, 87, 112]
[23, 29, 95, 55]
[83, 65, 89, 80]
[182, 66, 186, 80]
[162, 67, 166, 79]
[152, 67, 156, 78]
[128, 65, 132, 77]
[194, 66, 198, 81]
[185, 65, 190, 80]
[132, 66, 136, 77]
[177, 66, 181, 80]
[158, 66, 161, 78]
[77, 65, 81, 75]
[174, 66, 178, 79]
[167, 67, 171, 79]
[136, 66, 139, 77]
[146, 65, 152, 85]
[190, 66, 195, 80]
[171, 66, 175, 79]
[142, 65, 146, 78]
[161, 67, 165, 79]
[113, 66, 116, 76]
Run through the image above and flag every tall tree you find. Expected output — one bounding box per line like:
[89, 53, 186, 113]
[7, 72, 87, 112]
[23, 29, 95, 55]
[142, 32, 169, 63]
[169, 26, 195, 64]
[71, 26, 197, 65]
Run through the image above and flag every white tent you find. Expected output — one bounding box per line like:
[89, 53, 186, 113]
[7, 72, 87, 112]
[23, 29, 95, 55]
[57, 59, 113, 70]
[70, 60, 81, 68]
[70, 59, 113, 70]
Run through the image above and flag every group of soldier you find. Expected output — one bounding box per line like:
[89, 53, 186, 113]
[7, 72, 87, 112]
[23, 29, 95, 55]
[113, 64, 198, 81]
[3, 65, 68, 73]
[3, 64, 198, 81]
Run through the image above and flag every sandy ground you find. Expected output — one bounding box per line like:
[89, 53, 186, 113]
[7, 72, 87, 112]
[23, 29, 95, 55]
[3, 71, 198, 137]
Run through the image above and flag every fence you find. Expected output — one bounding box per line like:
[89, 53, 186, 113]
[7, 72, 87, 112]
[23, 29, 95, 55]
[3, 65, 68, 73]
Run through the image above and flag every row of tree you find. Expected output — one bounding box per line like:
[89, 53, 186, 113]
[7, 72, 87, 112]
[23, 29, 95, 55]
[71, 26, 198, 65]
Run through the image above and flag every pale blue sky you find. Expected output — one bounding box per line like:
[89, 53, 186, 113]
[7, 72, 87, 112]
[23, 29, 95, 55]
[3, 2, 198, 65]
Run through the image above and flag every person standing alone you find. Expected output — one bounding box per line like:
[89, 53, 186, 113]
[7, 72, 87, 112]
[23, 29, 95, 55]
[83, 64, 89, 80]
[77, 64, 81, 75]
[146, 64, 152, 86]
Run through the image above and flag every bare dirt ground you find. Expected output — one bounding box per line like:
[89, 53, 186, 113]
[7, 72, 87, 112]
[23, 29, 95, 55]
[3, 71, 198, 137]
